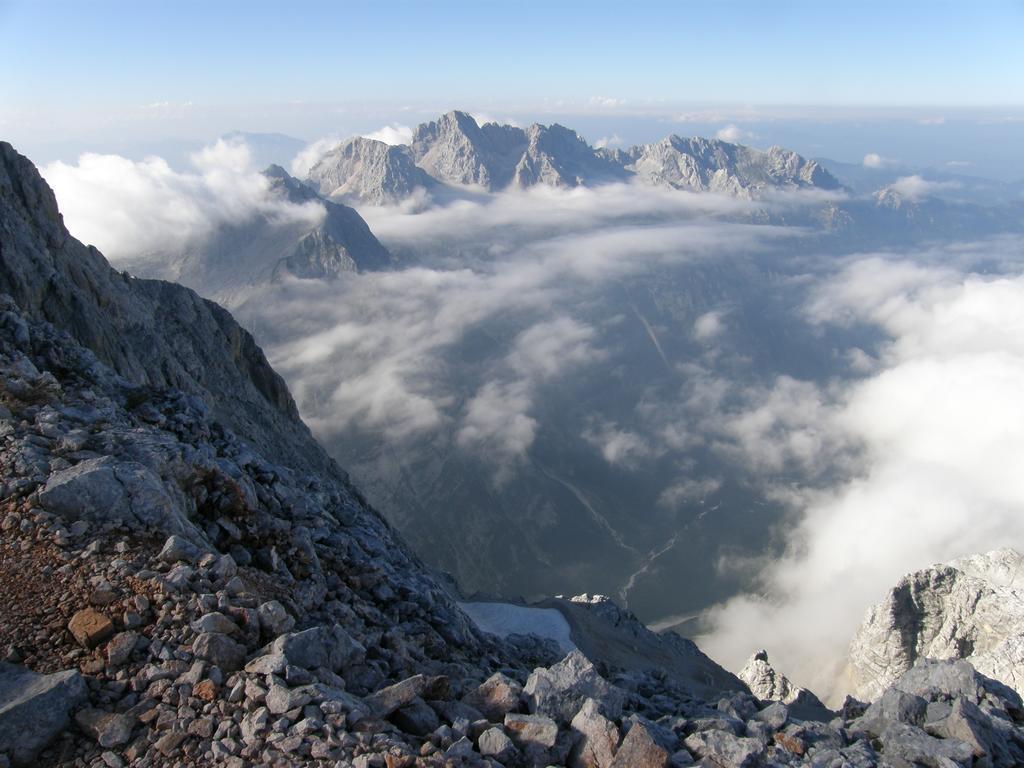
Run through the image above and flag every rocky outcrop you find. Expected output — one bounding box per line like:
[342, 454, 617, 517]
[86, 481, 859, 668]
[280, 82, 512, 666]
[1, 141, 329, 475]
[306, 137, 435, 205]
[738, 649, 830, 719]
[846, 548, 1024, 702]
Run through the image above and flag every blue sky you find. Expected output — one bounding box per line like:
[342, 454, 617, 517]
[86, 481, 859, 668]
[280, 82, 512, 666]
[1, 1, 1023, 177]
[3, 0, 1022, 107]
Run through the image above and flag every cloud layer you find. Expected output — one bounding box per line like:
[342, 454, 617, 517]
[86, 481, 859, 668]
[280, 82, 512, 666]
[44, 139, 323, 260]
[699, 241, 1024, 701]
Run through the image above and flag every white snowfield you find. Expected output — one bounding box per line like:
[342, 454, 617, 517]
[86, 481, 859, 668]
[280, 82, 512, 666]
[458, 601, 576, 654]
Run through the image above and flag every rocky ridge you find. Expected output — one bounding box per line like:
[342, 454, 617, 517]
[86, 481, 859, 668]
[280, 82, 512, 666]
[5, 141, 1024, 766]
[302, 111, 838, 204]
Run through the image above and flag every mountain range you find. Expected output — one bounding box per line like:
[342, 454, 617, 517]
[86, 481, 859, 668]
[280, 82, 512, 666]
[306, 110, 841, 205]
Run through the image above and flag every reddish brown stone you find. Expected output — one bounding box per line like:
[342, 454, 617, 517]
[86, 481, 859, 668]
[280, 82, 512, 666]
[774, 732, 806, 756]
[193, 679, 217, 701]
[67, 608, 114, 648]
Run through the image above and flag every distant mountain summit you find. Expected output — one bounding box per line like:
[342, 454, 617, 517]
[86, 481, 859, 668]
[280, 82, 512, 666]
[301, 109, 841, 204]
[119, 164, 392, 306]
[619, 136, 841, 197]
[306, 137, 435, 205]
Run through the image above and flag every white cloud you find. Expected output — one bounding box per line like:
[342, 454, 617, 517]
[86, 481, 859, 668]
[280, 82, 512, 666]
[918, 116, 946, 125]
[692, 310, 727, 343]
[589, 96, 625, 109]
[657, 477, 722, 509]
[700, 248, 1024, 703]
[361, 123, 414, 146]
[887, 174, 961, 201]
[715, 124, 756, 143]
[593, 134, 623, 149]
[471, 113, 521, 128]
[43, 139, 324, 260]
[862, 152, 892, 169]
[290, 136, 342, 177]
[583, 421, 655, 468]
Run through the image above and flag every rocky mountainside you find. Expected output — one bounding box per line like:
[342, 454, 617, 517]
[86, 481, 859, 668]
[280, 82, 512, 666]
[116, 164, 393, 307]
[302, 110, 839, 203]
[306, 138, 436, 205]
[6, 140, 1024, 766]
[614, 136, 841, 198]
[847, 549, 1024, 704]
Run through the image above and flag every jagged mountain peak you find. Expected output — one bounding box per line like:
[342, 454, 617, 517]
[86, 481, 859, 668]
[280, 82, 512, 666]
[306, 136, 434, 205]
[305, 111, 842, 202]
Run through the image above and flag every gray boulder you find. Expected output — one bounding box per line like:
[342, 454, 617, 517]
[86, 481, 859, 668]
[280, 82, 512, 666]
[192, 632, 246, 672]
[610, 720, 672, 768]
[39, 457, 192, 536]
[270, 624, 366, 673]
[524, 649, 625, 724]
[477, 726, 516, 762]
[0, 663, 87, 765]
[570, 697, 620, 768]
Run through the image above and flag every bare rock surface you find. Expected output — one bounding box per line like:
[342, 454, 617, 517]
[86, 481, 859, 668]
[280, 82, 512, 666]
[0, 662, 87, 765]
[847, 548, 1024, 702]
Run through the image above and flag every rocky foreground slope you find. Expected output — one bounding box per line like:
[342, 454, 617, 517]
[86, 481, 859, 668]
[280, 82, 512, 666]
[4, 140, 1024, 766]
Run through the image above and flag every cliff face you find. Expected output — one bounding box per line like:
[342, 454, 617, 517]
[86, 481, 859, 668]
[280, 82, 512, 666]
[847, 549, 1024, 702]
[0, 141, 332, 477]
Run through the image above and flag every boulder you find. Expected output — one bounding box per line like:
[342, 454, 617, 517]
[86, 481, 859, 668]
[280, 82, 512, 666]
[463, 672, 522, 722]
[847, 549, 1024, 702]
[737, 649, 830, 719]
[683, 729, 763, 768]
[365, 674, 434, 717]
[0, 663, 87, 765]
[478, 726, 516, 761]
[158, 534, 201, 564]
[68, 608, 114, 648]
[524, 649, 624, 724]
[105, 631, 139, 667]
[39, 457, 191, 535]
[257, 600, 295, 636]
[270, 624, 365, 673]
[190, 612, 239, 635]
[570, 697, 620, 768]
[390, 699, 440, 737]
[75, 708, 135, 748]
[504, 712, 559, 749]
[192, 632, 246, 672]
[878, 720, 975, 767]
[610, 721, 671, 768]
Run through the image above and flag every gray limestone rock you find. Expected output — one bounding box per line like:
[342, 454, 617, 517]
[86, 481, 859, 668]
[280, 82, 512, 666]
[524, 649, 625, 724]
[847, 549, 1024, 702]
[0, 663, 87, 765]
[270, 624, 366, 673]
